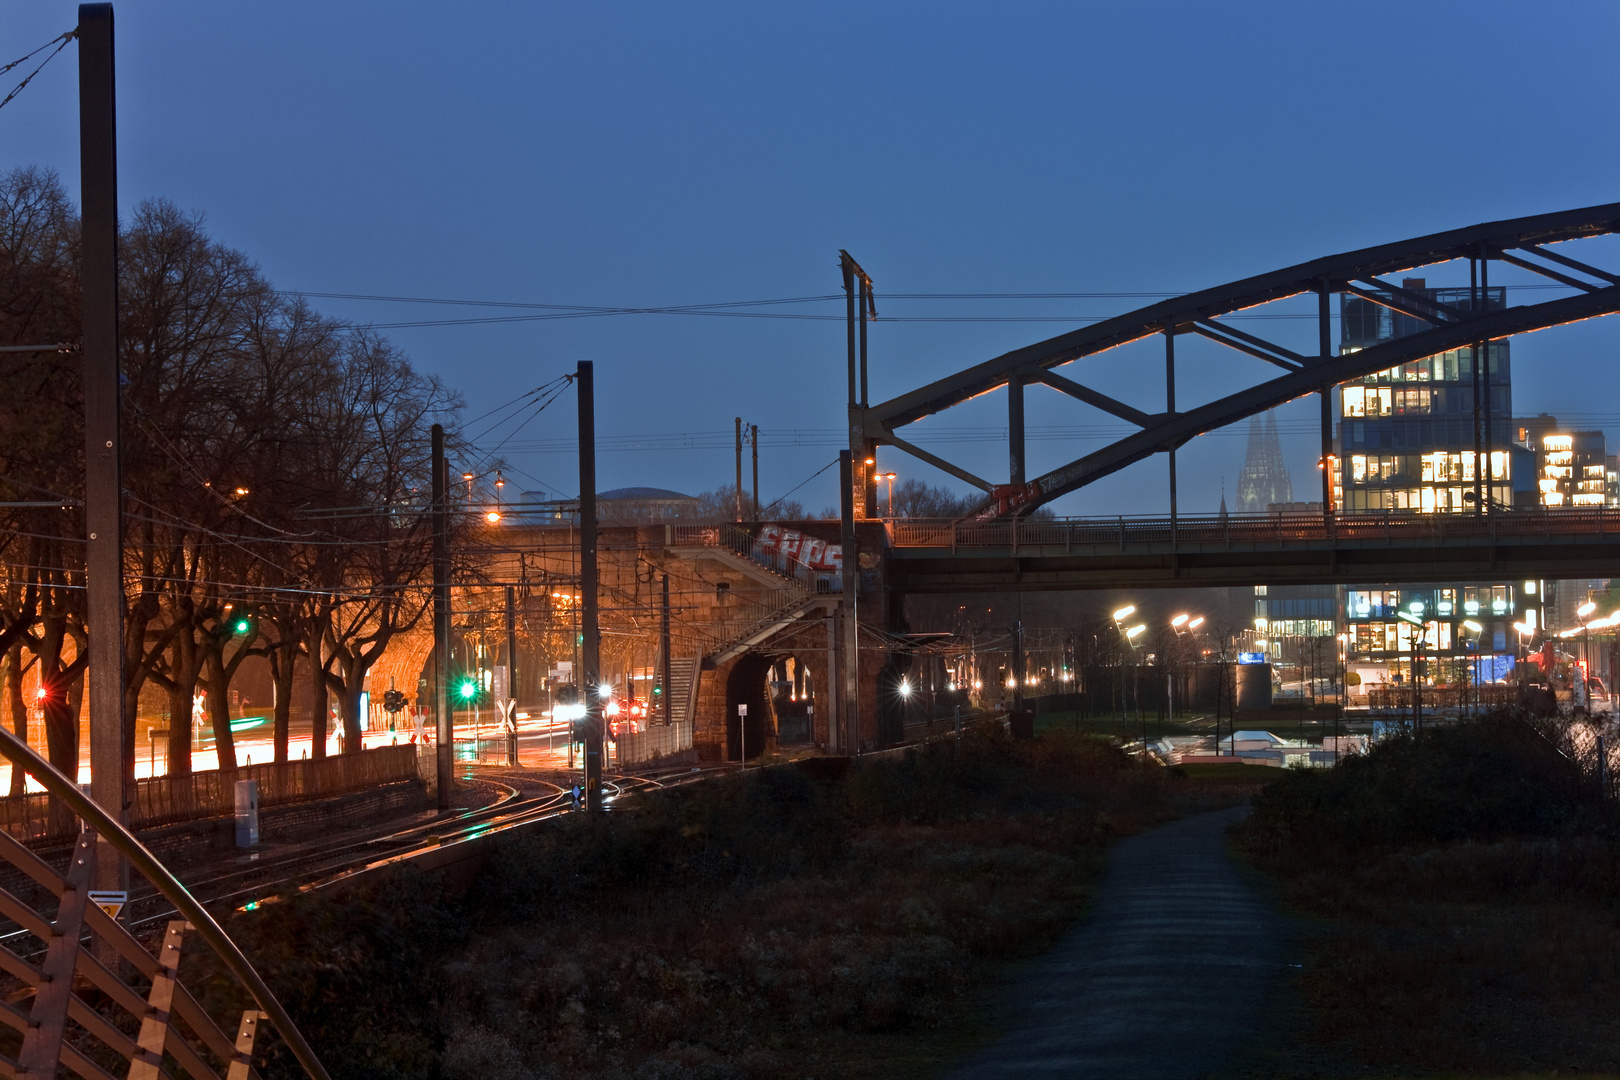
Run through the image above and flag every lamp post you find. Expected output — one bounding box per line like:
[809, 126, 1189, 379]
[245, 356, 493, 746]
[1396, 609, 1425, 733]
[1578, 601, 1597, 715]
[1112, 605, 1136, 738]
[881, 472, 897, 518]
[1461, 620, 1483, 717]
[1166, 614, 1201, 732]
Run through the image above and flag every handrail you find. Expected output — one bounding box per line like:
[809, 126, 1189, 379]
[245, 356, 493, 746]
[890, 508, 1620, 549]
[0, 724, 333, 1080]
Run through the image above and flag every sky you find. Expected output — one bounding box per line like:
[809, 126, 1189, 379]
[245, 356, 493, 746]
[5, 1, 1620, 518]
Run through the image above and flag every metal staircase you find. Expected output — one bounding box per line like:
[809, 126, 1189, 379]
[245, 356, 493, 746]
[665, 656, 701, 728]
[706, 593, 836, 668]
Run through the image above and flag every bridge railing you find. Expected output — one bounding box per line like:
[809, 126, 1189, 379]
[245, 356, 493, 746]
[669, 522, 833, 591]
[891, 508, 1620, 549]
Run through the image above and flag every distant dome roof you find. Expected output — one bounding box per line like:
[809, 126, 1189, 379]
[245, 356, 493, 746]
[598, 486, 695, 500]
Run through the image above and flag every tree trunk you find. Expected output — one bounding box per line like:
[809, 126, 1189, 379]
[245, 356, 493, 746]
[308, 624, 327, 760]
[5, 644, 25, 796]
[340, 677, 364, 754]
[203, 652, 239, 777]
[269, 636, 296, 764]
[164, 623, 203, 778]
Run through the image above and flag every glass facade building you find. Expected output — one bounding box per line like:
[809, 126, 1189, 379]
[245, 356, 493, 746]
[1336, 281, 1525, 692]
[1338, 283, 1511, 513]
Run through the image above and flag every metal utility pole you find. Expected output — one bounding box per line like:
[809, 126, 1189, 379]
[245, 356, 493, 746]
[733, 417, 744, 522]
[579, 363, 604, 811]
[79, 2, 128, 904]
[839, 450, 860, 754]
[841, 250, 877, 518]
[1318, 283, 1334, 529]
[1010, 620, 1025, 714]
[750, 423, 759, 519]
[1164, 325, 1176, 530]
[504, 584, 517, 766]
[432, 425, 452, 809]
[660, 573, 671, 726]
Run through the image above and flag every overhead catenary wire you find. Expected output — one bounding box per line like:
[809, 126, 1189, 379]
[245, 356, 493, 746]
[287, 282, 1579, 330]
[0, 29, 75, 114]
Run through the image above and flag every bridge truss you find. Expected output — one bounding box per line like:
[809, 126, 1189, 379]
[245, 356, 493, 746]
[848, 204, 1620, 520]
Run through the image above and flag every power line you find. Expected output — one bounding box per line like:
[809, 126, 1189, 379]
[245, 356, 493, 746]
[289, 283, 1577, 330]
[0, 29, 75, 114]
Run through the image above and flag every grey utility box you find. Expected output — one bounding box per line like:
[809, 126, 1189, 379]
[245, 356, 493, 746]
[234, 779, 260, 848]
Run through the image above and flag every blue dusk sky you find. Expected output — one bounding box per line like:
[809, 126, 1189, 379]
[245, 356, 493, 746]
[4, 1, 1619, 515]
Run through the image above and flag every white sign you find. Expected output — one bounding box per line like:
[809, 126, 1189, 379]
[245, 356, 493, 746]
[551, 662, 574, 681]
[737, 704, 748, 717]
[499, 698, 517, 733]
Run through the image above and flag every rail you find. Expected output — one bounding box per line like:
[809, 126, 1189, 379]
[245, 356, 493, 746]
[890, 508, 1620, 550]
[0, 743, 421, 844]
[669, 522, 837, 592]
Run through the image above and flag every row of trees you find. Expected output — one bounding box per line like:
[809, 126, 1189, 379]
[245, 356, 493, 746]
[0, 166, 462, 785]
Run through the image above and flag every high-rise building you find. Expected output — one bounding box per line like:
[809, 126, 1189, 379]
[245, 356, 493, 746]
[1235, 413, 1293, 513]
[1335, 279, 1525, 692]
[1337, 279, 1510, 513]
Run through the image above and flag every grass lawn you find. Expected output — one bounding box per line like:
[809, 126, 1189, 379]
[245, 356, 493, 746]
[200, 728, 1254, 1080]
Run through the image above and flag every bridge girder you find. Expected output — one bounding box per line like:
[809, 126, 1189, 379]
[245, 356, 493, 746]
[859, 202, 1620, 519]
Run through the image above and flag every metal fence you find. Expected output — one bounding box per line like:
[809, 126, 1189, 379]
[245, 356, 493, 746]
[0, 743, 421, 844]
[1365, 684, 1520, 712]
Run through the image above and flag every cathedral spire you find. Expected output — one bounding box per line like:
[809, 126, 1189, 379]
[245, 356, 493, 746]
[1236, 411, 1294, 512]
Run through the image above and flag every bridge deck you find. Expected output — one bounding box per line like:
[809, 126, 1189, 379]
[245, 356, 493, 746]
[885, 510, 1620, 591]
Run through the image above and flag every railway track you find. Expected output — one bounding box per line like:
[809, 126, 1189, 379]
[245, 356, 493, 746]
[0, 761, 738, 960]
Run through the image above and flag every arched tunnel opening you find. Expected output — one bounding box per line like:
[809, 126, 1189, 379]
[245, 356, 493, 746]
[726, 653, 823, 759]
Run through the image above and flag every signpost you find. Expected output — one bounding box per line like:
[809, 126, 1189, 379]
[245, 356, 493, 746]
[737, 703, 748, 768]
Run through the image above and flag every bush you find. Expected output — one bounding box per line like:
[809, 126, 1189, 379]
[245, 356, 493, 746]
[1236, 712, 1600, 859]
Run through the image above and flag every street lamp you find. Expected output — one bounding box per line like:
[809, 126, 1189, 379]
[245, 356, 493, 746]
[1126, 624, 1148, 752]
[881, 472, 897, 517]
[1462, 619, 1484, 716]
[1578, 601, 1598, 713]
[1166, 613, 1197, 727]
[1396, 610, 1424, 732]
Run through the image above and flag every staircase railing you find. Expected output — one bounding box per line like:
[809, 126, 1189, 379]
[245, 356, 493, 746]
[0, 724, 332, 1079]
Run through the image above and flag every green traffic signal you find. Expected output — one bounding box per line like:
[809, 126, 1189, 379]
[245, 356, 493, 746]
[234, 619, 251, 634]
[457, 679, 479, 701]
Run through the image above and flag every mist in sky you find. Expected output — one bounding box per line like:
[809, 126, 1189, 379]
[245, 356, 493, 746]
[5, 1, 1618, 515]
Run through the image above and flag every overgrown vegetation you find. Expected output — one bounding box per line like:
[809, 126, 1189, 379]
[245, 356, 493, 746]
[1231, 713, 1620, 1076]
[200, 730, 1240, 1079]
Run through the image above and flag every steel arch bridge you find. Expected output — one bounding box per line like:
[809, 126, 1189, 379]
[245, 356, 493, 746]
[849, 203, 1620, 520]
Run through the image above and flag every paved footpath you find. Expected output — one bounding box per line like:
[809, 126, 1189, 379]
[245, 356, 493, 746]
[945, 805, 1286, 1080]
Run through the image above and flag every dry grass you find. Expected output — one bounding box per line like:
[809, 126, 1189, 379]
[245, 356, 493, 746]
[208, 729, 1246, 1079]
[1230, 715, 1620, 1078]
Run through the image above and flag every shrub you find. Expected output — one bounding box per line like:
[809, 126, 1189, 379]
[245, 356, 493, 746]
[1236, 712, 1600, 859]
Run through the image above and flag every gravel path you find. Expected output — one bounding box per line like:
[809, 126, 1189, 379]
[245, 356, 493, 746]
[945, 805, 1285, 1080]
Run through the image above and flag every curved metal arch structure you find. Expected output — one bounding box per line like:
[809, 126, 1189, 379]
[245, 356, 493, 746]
[856, 203, 1620, 519]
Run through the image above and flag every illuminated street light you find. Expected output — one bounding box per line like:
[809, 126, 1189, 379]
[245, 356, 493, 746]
[897, 679, 911, 698]
[1113, 605, 1136, 622]
[1187, 617, 1205, 630]
[1171, 613, 1189, 627]
[1126, 624, 1146, 639]
[485, 510, 502, 524]
[1462, 620, 1483, 633]
[1579, 601, 1598, 618]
